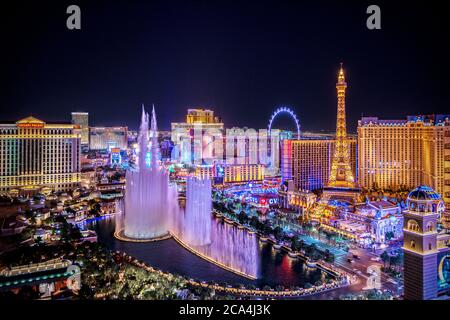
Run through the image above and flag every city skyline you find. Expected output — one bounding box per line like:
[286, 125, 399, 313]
[1, 0, 450, 304]
[1, 1, 449, 131]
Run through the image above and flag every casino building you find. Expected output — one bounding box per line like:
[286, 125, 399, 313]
[358, 115, 450, 212]
[171, 108, 224, 160]
[89, 126, 128, 151]
[0, 116, 81, 194]
[0, 259, 81, 299]
[278, 180, 317, 213]
[281, 137, 357, 191]
[194, 163, 264, 184]
[71, 112, 89, 148]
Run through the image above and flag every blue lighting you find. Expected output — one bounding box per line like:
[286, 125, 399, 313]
[268, 106, 301, 138]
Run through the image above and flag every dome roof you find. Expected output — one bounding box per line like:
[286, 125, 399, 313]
[407, 186, 442, 201]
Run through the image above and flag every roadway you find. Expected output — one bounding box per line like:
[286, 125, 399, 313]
[216, 198, 403, 299]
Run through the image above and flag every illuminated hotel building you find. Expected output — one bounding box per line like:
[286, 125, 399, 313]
[177, 126, 279, 170]
[358, 115, 450, 210]
[281, 137, 357, 191]
[0, 116, 81, 193]
[195, 164, 215, 180]
[222, 164, 264, 184]
[278, 180, 317, 212]
[89, 126, 128, 151]
[171, 108, 224, 164]
[71, 112, 89, 147]
[186, 108, 220, 124]
[194, 163, 264, 184]
[225, 127, 277, 167]
[171, 108, 280, 168]
[171, 108, 224, 144]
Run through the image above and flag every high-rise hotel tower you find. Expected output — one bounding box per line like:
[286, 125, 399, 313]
[71, 112, 89, 147]
[358, 115, 450, 211]
[0, 116, 81, 194]
[281, 137, 357, 192]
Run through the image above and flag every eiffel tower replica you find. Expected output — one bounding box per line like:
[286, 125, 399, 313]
[322, 64, 360, 204]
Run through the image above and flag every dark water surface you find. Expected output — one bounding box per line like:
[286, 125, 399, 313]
[86, 216, 330, 287]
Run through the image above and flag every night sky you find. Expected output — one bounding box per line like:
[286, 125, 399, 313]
[1, 0, 449, 132]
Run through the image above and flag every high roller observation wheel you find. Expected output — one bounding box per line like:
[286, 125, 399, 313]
[268, 107, 301, 138]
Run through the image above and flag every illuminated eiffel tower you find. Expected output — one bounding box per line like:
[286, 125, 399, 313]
[322, 64, 359, 203]
[328, 63, 355, 188]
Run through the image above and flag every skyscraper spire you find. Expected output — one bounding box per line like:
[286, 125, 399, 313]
[327, 64, 355, 188]
[338, 63, 345, 83]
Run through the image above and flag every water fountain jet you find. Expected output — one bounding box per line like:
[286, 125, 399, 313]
[115, 105, 177, 241]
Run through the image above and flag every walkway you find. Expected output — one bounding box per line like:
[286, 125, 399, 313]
[116, 252, 354, 299]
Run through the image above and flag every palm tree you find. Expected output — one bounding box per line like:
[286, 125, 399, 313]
[380, 251, 390, 269]
[275, 285, 284, 292]
[298, 240, 305, 252]
[324, 231, 332, 244]
[390, 254, 402, 273]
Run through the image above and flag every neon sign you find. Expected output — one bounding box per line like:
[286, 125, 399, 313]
[18, 123, 44, 128]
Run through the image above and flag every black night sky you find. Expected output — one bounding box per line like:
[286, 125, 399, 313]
[1, 0, 449, 132]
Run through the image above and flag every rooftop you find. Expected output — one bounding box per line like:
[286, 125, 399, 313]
[359, 114, 450, 127]
[408, 186, 442, 201]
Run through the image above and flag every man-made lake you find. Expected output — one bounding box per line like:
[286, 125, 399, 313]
[85, 215, 331, 288]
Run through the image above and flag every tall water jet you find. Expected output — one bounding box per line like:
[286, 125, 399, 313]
[206, 219, 259, 278]
[115, 107, 258, 278]
[181, 177, 212, 246]
[116, 105, 177, 240]
[172, 177, 260, 279]
[115, 198, 124, 235]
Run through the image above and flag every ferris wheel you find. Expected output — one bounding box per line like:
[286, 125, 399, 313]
[268, 107, 301, 138]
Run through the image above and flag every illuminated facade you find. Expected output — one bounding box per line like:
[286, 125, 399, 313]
[89, 126, 128, 151]
[222, 164, 264, 184]
[194, 163, 264, 184]
[225, 127, 278, 168]
[171, 109, 280, 168]
[0, 116, 81, 193]
[110, 148, 122, 165]
[281, 138, 357, 191]
[358, 115, 450, 210]
[340, 200, 403, 245]
[171, 108, 224, 144]
[186, 108, 220, 124]
[195, 164, 215, 180]
[71, 112, 89, 147]
[80, 168, 96, 189]
[171, 108, 224, 163]
[160, 139, 174, 160]
[327, 64, 356, 188]
[0, 259, 81, 298]
[278, 181, 317, 212]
